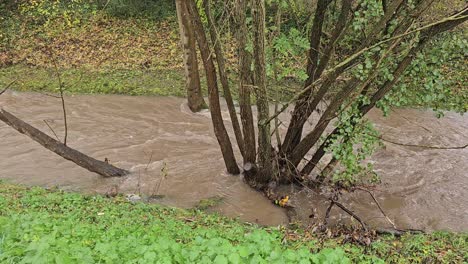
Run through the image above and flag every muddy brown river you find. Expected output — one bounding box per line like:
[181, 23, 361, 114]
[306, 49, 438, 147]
[1, 92, 467, 231]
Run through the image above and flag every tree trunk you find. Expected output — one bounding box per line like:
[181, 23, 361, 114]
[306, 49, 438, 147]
[186, 0, 240, 174]
[235, 0, 256, 165]
[252, 0, 273, 182]
[203, 0, 245, 158]
[175, 0, 206, 112]
[281, 0, 332, 154]
[0, 109, 129, 177]
[282, 0, 405, 156]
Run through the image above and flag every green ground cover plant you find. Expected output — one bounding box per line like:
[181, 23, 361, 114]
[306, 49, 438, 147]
[0, 181, 466, 263]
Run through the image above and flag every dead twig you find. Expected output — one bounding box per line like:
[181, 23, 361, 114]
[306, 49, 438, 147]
[46, 47, 68, 146]
[138, 151, 154, 196]
[333, 200, 368, 231]
[0, 80, 17, 96]
[152, 161, 168, 197]
[355, 187, 396, 229]
[378, 135, 468, 150]
[137, 169, 142, 196]
[324, 200, 335, 226]
[38, 91, 61, 99]
[376, 228, 425, 237]
[43, 120, 60, 141]
[145, 151, 154, 171]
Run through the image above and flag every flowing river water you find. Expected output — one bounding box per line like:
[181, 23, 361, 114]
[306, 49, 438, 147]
[1, 92, 467, 231]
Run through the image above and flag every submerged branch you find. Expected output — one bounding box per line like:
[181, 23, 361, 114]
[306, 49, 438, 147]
[377, 135, 468, 150]
[355, 187, 396, 229]
[333, 201, 368, 231]
[0, 108, 129, 177]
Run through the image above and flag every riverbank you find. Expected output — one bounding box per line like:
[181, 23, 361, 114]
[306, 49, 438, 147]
[1, 2, 467, 262]
[1, 1, 466, 112]
[0, 181, 466, 263]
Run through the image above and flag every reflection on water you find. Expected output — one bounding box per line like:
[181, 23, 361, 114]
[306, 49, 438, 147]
[0, 92, 467, 231]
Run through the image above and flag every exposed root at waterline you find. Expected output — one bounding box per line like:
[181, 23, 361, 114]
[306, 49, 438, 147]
[255, 174, 427, 243]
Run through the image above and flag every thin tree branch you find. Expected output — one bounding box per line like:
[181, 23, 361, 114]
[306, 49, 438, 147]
[47, 48, 69, 146]
[43, 119, 60, 142]
[37, 92, 61, 99]
[326, 10, 468, 78]
[0, 80, 17, 96]
[376, 135, 468, 150]
[355, 187, 396, 229]
[333, 200, 368, 231]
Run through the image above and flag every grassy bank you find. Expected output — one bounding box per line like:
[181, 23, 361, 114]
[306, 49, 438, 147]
[0, 181, 466, 263]
[0, 65, 187, 97]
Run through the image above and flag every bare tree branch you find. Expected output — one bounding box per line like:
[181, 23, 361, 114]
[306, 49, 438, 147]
[47, 48, 69, 146]
[43, 119, 60, 141]
[377, 136, 468, 150]
[355, 187, 396, 229]
[333, 200, 368, 231]
[0, 109, 129, 177]
[0, 80, 17, 96]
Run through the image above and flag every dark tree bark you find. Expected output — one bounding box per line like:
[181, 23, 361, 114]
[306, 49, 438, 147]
[281, 0, 333, 154]
[315, 0, 354, 76]
[235, 0, 256, 165]
[284, 0, 424, 168]
[175, 0, 207, 112]
[186, 0, 240, 174]
[252, 0, 273, 182]
[282, 0, 405, 159]
[203, 0, 245, 158]
[0, 109, 129, 177]
[289, 78, 360, 166]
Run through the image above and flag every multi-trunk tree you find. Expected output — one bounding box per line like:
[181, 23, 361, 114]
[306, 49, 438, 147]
[185, 0, 467, 190]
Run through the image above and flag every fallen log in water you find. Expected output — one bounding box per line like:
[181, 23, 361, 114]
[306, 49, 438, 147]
[0, 108, 129, 177]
